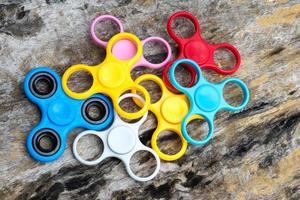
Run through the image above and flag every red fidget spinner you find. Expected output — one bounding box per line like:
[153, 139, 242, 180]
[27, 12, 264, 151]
[163, 11, 241, 93]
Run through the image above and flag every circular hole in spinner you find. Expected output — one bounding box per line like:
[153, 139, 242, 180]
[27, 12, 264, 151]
[213, 48, 236, 70]
[76, 133, 104, 162]
[94, 19, 121, 42]
[186, 115, 210, 142]
[223, 81, 245, 107]
[143, 40, 169, 64]
[129, 150, 157, 178]
[32, 129, 60, 156]
[138, 80, 162, 104]
[29, 72, 57, 98]
[157, 130, 182, 155]
[119, 90, 146, 116]
[174, 62, 196, 88]
[172, 16, 196, 39]
[67, 70, 93, 93]
[82, 98, 109, 124]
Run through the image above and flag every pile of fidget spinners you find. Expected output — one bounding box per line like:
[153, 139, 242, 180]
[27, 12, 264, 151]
[24, 11, 250, 182]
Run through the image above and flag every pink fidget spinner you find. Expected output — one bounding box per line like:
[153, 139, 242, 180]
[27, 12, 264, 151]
[90, 15, 172, 70]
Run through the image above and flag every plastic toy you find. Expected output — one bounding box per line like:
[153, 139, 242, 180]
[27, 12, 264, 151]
[163, 11, 241, 93]
[24, 67, 113, 162]
[62, 32, 150, 120]
[169, 59, 249, 145]
[73, 93, 160, 182]
[90, 15, 172, 69]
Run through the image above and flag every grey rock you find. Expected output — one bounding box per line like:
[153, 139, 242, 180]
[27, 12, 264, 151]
[0, 0, 299, 200]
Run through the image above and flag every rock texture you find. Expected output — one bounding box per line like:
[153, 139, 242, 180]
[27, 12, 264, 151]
[0, 0, 300, 200]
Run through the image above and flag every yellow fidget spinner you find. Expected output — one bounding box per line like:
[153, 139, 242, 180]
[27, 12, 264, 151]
[134, 74, 190, 161]
[62, 32, 150, 120]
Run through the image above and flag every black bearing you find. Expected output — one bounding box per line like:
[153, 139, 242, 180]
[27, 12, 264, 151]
[82, 98, 109, 124]
[29, 72, 57, 98]
[32, 129, 61, 156]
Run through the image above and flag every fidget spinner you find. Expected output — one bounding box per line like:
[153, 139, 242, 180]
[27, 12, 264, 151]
[169, 59, 249, 145]
[163, 11, 241, 93]
[73, 93, 160, 182]
[90, 15, 172, 70]
[62, 32, 151, 120]
[134, 74, 190, 161]
[24, 67, 114, 162]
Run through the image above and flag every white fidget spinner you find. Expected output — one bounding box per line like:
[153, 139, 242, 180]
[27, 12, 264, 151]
[73, 93, 161, 182]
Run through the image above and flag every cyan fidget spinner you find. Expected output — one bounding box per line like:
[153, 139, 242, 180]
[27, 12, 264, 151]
[169, 59, 250, 145]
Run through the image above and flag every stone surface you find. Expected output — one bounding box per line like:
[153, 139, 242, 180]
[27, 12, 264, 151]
[0, 0, 300, 200]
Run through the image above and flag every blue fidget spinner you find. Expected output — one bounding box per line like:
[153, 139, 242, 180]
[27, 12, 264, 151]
[169, 59, 250, 145]
[24, 67, 114, 162]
